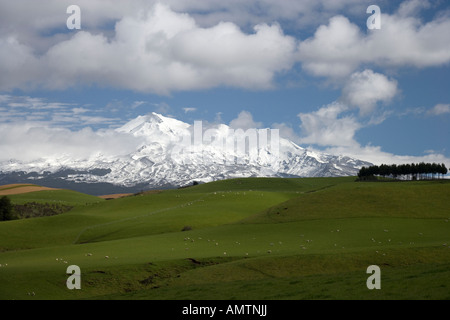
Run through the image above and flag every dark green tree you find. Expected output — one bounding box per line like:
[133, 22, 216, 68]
[441, 163, 448, 178]
[0, 196, 14, 221]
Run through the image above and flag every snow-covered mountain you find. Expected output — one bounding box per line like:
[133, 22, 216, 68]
[0, 113, 372, 190]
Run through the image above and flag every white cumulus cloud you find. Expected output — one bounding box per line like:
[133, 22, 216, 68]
[428, 104, 450, 115]
[297, 11, 450, 79]
[298, 102, 361, 147]
[0, 3, 298, 94]
[229, 111, 263, 130]
[341, 69, 398, 115]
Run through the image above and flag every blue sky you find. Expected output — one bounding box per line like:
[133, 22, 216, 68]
[0, 0, 449, 167]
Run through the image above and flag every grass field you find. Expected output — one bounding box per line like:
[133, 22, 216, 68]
[0, 178, 449, 300]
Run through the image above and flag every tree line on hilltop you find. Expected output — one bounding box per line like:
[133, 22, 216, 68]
[358, 162, 448, 181]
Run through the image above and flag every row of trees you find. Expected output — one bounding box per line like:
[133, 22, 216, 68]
[358, 162, 448, 181]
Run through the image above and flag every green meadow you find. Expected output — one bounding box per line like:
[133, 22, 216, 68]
[0, 177, 449, 300]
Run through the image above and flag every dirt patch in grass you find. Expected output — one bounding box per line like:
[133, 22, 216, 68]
[0, 184, 60, 196]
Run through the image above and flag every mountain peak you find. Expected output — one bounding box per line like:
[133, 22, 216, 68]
[117, 113, 190, 137]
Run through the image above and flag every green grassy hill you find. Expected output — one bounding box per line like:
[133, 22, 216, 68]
[0, 178, 449, 300]
[8, 189, 103, 206]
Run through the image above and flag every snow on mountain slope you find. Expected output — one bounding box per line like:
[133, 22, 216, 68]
[0, 113, 372, 188]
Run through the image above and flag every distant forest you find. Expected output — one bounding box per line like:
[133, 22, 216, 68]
[358, 162, 448, 181]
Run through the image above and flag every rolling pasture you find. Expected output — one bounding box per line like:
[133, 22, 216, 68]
[0, 177, 449, 300]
